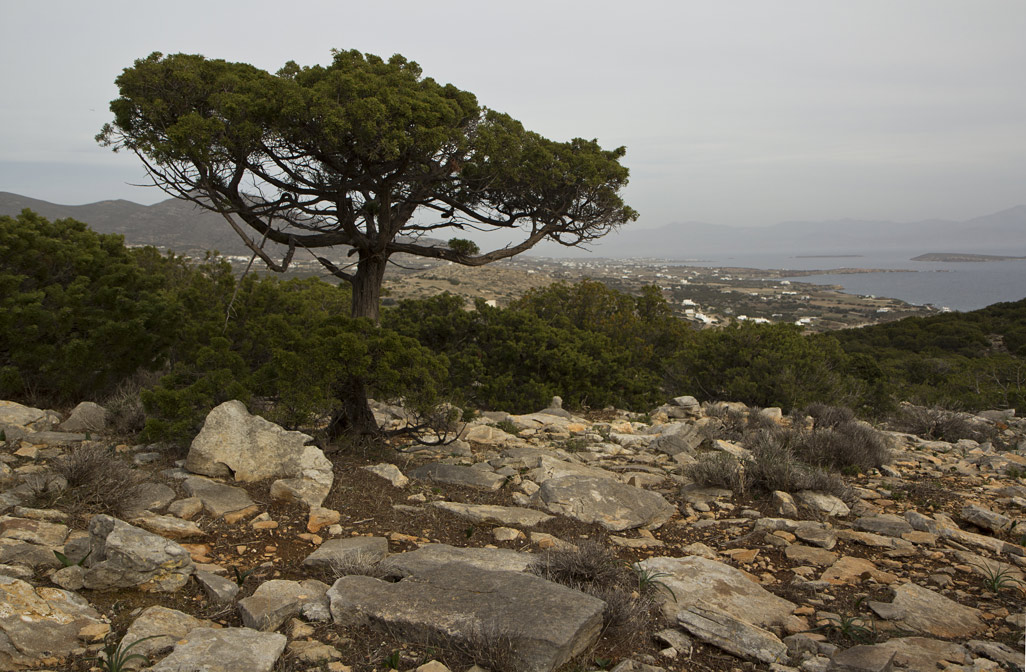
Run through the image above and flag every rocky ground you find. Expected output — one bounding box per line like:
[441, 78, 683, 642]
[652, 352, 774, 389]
[1, 396, 1024, 672]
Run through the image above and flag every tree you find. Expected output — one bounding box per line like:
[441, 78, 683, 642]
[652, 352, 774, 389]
[98, 49, 637, 436]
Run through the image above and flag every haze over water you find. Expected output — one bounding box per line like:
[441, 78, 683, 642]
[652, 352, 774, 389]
[677, 251, 1026, 312]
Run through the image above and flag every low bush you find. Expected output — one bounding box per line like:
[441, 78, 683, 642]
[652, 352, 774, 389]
[50, 444, 144, 518]
[685, 452, 746, 494]
[792, 421, 891, 474]
[890, 405, 996, 444]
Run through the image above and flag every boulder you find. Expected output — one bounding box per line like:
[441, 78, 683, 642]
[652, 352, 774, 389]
[185, 401, 333, 506]
[119, 606, 213, 669]
[182, 476, 255, 518]
[0, 401, 57, 432]
[867, 583, 985, 638]
[532, 476, 676, 531]
[57, 402, 108, 433]
[797, 491, 850, 517]
[238, 579, 330, 631]
[0, 576, 104, 669]
[147, 627, 286, 672]
[328, 564, 605, 672]
[82, 515, 193, 592]
[637, 555, 801, 632]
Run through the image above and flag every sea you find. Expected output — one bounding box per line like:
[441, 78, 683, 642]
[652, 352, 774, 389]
[672, 251, 1026, 313]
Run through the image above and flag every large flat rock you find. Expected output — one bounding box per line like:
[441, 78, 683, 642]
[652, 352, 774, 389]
[148, 627, 286, 672]
[677, 602, 788, 664]
[638, 555, 800, 631]
[408, 463, 507, 490]
[0, 576, 104, 669]
[431, 501, 554, 527]
[532, 476, 676, 531]
[328, 564, 604, 672]
[182, 476, 255, 518]
[82, 515, 193, 592]
[382, 543, 534, 578]
[868, 583, 985, 638]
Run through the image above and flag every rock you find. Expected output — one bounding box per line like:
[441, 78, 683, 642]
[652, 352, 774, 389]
[532, 475, 675, 531]
[408, 463, 508, 490]
[638, 556, 801, 631]
[147, 627, 287, 672]
[307, 506, 341, 533]
[961, 503, 1012, 533]
[50, 565, 85, 590]
[0, 516, 68, 550]
[82, 515, 193, 592]
[648, 423, 702, 456]
[431, 501, 554, 527]
[362, 463, 409, 488]
[463, 424, 518, 444]
[328, 564, 605, 672]
[132, 513, 206, 540]
[820, 556, 896, 585]
[57, 401, 108, 433]
[168, 496, 204, 520]
[0, 400, 55, 432]
[855, 514, 913, 537]
[797, 491, 850, 517]
[382, 543, 533, 578]
[238, 579, 330, 631]
[289, 639, 343, 663]
[772, 491, 799, 517]
[676, 602, 788, 664]
[303, 536, 389, 571]
[182, 476, 256, 517]
[185, 401, 333, 507]
[269, 477, 331, 508]
[795, 522, 837, 549]
[873, 637, 971, 671]
[966, 640, 1023, 669]
[826, 645, 895, 671]
[125, 482, 177, 514]
[785, 545, 838, 566]
[120, 605, 212, 668]
[0, 576, 104, 669]
[195, 570, 240, 603]
[868, 583, 985, 638]
[526, 455, 620, 484]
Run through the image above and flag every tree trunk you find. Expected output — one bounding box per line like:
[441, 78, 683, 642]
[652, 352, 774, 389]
[350, 251, 388, 322]
[329, 251, 389, 441]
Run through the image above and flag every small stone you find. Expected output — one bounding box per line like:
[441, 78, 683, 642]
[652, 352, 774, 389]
[362, 463, 409, 488]
[167, 497, 204, 520]
[195, 570, 240, 603]
[223, 505, 261, 524]
[493, 527, 524, 542]
[308, 507, 341, 533]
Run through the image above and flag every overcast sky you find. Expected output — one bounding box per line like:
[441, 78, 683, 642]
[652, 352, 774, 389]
[1, 0, 1024, 231]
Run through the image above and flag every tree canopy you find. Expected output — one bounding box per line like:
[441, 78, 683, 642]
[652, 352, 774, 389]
[98, 49, 637, 322]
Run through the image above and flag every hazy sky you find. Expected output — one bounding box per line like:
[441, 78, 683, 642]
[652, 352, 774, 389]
[1, 0, 1024, 230]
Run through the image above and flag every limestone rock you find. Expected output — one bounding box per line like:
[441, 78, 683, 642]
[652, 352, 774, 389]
[303, 536, 389, 571]
[867, 583, 985, 638]
[961, 503, 1012, 533]
[328, 564, 605, 672]
[638, 556, 801, 631]
[855, 514, 913, 537]
[431, 501, 554, 527]
[185, 401, 333, 506]
[0, 400, 56, 432]
[120, 605, 212, 669]
[147, 627, 286, 672]
[532, 475, 676, 531]
[182, 476, 255, 517]
[132, 513, 206, 540]
[797, 491, 850, 517]
[362, 463, 409, 488]
[408, 463, 507, 490]
[382, 543, 533, 578]
[0, 516, 68, 547]
[195, 570, 240, 603]
[826, 645, 895, 671]
[82, 515, 193, 592]
[676, 602, 788, 664]
[0, 576, 104, 669]
[238, 579, 330, 631]
[57, 401, 108, 433]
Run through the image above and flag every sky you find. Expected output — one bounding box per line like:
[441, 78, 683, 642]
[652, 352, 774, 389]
[1, 0, 1024, 232]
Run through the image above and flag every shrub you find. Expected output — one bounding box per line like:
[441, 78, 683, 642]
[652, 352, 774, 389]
[685, 452, 746, 494]
[890, 405, 996, 444]
[50, 444, 144, 517]
[744, 430, 851, 499]
[802, 403, 855, 429]
[792, 421, 891, 473]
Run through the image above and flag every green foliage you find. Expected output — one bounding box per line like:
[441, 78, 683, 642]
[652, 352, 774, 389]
[0, 211, 178, 403]
[667, 322, 856, 412]
[88, 634, 164, 672]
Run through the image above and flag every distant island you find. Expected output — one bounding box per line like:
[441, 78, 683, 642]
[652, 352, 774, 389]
[794, 254, 863, 259]
[912, 252, 1026, 262]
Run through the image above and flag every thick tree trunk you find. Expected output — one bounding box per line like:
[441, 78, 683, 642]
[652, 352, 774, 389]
[329, 251, 389, 441]
[350, 251, 388, 322]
